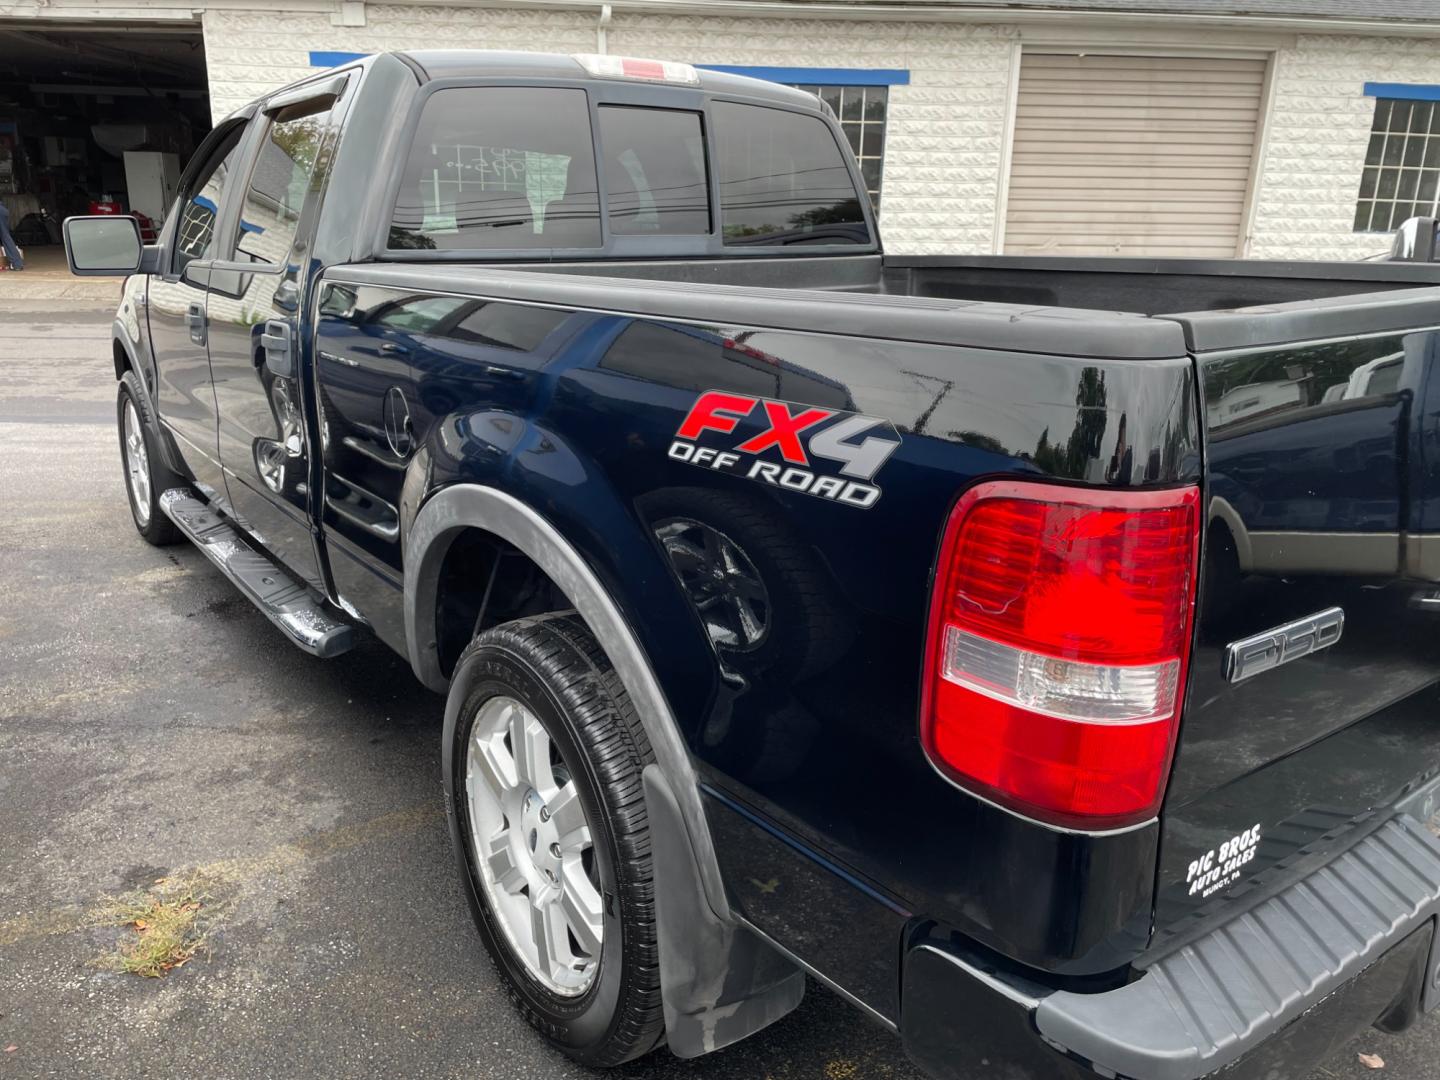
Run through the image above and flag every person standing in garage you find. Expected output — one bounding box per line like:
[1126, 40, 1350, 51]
[0, 200, 24, 271]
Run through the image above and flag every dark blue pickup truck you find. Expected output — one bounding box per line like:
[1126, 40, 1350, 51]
[65, 49, 1440, 1080]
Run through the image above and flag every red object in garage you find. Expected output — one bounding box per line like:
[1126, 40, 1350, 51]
[86, 200, 156, 242]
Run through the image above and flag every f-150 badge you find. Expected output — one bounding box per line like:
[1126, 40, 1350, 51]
[669, 390, 901, 508]
[1222, 607, 1345, 684]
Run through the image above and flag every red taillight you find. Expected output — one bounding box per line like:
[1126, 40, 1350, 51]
[921, 480, 1200, 831]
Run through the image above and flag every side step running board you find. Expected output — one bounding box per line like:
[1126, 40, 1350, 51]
[159, 488, 355, 658]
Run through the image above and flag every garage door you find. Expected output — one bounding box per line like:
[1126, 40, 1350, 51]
[1003, 52, 1266, 257]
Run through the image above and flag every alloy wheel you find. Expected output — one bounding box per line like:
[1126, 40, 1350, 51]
[123, 399, 151, 525]
[465, 695, 603, 996]
[655, 517, 770, 650]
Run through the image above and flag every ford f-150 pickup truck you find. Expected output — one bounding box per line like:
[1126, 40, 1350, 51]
[64, 49, 1440, 1080]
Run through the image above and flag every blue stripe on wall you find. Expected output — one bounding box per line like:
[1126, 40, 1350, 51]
[1364, 82, 1440, 102]
[698, 65, 909, 86]
[309, 50, 369, 67]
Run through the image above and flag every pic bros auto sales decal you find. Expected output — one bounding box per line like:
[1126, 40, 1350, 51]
[670, 390, 901, 509]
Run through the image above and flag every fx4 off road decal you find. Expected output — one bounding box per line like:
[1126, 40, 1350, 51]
[669, 390, 901, 508]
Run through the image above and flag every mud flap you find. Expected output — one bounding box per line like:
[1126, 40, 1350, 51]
[642, 765, 805, 1058]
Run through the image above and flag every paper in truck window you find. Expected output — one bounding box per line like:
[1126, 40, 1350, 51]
[390, 88, 601, 251]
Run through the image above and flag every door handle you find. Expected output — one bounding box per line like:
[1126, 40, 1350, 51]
[186, 302, 207, 346]
[260, 320, 294, 379]
[378, 342, 410, 357]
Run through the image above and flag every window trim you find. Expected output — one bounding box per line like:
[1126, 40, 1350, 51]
[372, 75, 878, 263]
[1353, 95, 1440, 235]
[199, 70, 357, 279]
[159, 115, 253, 281]
[789, 82, 889, 211]
[221, 94, 342, 273]
[1364, 83, 1440, 103]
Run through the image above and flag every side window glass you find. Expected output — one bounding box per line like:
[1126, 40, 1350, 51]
[175, 127, 245, 272]
[598, 106, 709, 235]
[712, 101, 870, 247]
[234, 101, 333, 266]
[390, 87, 601, 251]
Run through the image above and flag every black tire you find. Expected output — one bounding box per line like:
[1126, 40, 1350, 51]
[116, 370, 183, 545]
[442, 614, 664, 1067]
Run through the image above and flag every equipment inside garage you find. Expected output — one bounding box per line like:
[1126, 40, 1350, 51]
[0, 23, 210, 251]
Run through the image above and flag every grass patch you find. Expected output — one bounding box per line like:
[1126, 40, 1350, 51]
[94, 874, 219, 977]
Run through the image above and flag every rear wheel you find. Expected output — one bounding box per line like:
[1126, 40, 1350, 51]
[445, 614, 664, 1066]
[116, 371, 181, 545]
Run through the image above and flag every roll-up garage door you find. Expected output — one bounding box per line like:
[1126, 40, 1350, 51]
[1003, 52, 1266, 257]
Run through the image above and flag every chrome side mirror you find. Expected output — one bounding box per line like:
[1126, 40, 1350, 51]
[63, 215, 143, 276]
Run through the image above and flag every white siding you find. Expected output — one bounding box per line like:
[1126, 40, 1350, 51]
[6, 0, 1438, 261]
[1248, 33, 1440, 261]
[201, 6, 598, 120]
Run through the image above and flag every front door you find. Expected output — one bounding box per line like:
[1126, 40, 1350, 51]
[206, 93, 339, 592]
[147, 120, 249, 502]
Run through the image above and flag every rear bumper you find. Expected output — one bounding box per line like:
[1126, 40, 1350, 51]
[901, 810, 1440, 1080]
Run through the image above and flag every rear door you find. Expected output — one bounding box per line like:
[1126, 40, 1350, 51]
[206, 80, 346, 592]
[1155, 319, 1440, 935]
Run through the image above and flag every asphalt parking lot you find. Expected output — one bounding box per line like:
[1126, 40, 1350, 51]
[2, 297, 1438, 1080]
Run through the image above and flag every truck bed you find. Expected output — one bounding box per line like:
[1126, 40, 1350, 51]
[509, 250, 1440, 317]
[323, 251, 1440, 986]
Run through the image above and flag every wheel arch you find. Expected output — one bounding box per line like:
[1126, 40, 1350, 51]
[112, 334, 133, 381]
[410, 483, 807, 1057]
[114, 327, 187, 478]
[406, 483, 727, 916]
[1207, 495, 1253, 572]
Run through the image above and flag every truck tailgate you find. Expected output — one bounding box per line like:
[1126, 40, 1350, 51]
[1155, 291, 1440, 939]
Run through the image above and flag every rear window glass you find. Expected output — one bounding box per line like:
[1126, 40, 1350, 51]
[712, 102, 870, 247]
[598, 106, 709, 235]
[390, 87, 601, 251]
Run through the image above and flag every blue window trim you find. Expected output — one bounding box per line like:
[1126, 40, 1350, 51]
[1364, 82, 1440, 102]
[698, 65, 908, 86]
[310, 50, 368, 67]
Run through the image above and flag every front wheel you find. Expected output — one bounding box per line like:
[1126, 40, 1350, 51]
[116, 371, 181, 545]
[443, 614, 664, 1066]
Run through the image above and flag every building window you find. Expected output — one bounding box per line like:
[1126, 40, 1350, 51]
[1355, 98, 1440, 233]
[793, 85, 887, 211]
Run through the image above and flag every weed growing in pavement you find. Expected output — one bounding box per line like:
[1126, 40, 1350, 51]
[93, 873, 222, 977]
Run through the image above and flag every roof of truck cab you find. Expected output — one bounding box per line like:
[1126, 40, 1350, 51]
[394, 49, 821, 110]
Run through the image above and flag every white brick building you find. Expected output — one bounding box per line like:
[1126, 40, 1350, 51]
[3, 0, 1439, 259]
